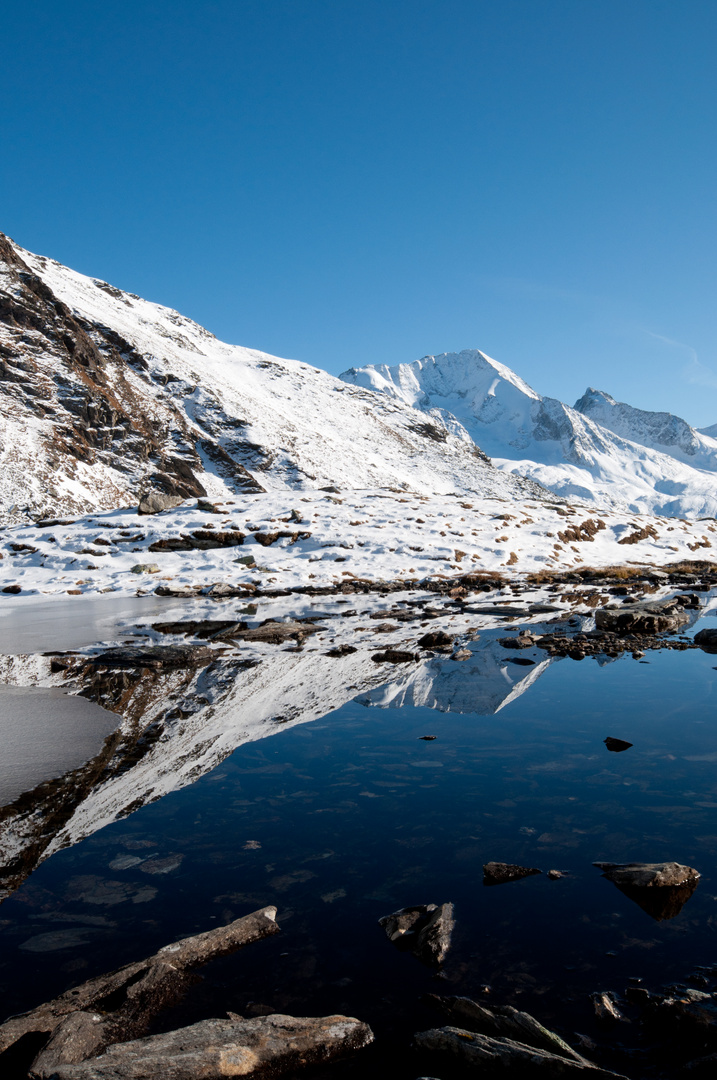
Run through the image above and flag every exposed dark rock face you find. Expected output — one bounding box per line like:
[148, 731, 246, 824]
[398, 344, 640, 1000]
[0, 234, 264, 521]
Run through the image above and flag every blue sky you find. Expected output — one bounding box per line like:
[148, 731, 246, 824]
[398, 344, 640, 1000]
[3, 1, 717, 424]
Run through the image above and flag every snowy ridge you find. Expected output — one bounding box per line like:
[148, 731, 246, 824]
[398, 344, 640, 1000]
[0, 236, 545, 525]
[341, 350, 717, 517]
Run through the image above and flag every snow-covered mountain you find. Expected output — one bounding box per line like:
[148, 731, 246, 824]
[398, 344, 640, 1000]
[574, 387, 717, 470]
[341, 350, 717, 517]
[0, 236, 545, 524]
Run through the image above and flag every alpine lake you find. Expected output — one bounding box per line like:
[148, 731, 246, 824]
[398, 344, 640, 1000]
[1, 577, 717, 1079]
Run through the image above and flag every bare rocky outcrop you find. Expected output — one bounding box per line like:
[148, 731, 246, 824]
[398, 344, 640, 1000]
[35, 1014, 374, 1079]
[0, 907, 280, 1075]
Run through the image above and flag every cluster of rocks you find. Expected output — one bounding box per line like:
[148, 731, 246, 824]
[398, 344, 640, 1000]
[0, 908, 373, 1080]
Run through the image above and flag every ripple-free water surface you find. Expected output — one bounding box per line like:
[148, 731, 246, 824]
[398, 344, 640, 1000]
[1, 643, 717, 1075]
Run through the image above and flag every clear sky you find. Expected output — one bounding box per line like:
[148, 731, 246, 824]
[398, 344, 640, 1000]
[3, 1, 717, 424]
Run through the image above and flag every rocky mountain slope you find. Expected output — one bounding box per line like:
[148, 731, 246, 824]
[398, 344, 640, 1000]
[341, 351, 717, 517]
[0, 236, 546, 525]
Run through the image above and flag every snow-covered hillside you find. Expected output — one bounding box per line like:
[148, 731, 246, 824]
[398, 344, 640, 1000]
[0, 237, 545, 524]
[341, 350, 717, 517]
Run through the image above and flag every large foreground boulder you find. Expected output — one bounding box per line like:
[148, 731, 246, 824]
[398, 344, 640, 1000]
[37, 1014, 374, 1079]
[0, 907, 280, 1072]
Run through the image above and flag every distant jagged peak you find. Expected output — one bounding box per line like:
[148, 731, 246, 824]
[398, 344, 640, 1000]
[573, 385, 714, 458]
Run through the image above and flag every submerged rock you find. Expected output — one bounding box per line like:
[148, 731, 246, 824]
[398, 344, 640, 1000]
[40, 1014, 374, 1079]
[483, 862, 542, 886]
[378, 903, 454, 965]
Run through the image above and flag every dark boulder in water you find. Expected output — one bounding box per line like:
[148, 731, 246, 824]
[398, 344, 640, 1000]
[378, 902, 454, 965]
[483, 862, 542, 886]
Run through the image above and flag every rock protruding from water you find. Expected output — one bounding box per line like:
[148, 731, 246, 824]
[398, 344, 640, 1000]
[595, 597, 690, 635]
[1, 907, 280, 1074]
[604, 737, 633, 753]
[595, 861, 700, 921]
[594, 861, 700, 888]
[483, 862, 542, 886]
[39, 1014, 374, 1079]
[695, 628, 717, 653]
[413, 1027, 629, 1077]
[137, 491, 185, 515]
[426, 995, 590, 1064]
[378, 903, 454, 965]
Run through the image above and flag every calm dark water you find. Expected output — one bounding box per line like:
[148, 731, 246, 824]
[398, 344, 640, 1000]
[1, 632, 717, 1075]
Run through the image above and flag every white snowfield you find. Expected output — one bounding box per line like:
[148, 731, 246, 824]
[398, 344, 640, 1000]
[1, 489, 716, 598]
[340, 350, 717, 517]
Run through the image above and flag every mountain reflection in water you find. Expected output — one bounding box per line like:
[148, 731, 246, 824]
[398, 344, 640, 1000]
[0, 596, 717, 1079]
